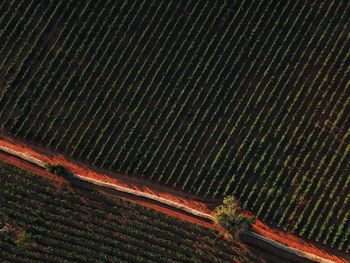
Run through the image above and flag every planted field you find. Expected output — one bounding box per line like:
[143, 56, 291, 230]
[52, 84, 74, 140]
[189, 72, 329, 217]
[0, 162, 256, 262]
[0, 0, 349, 251]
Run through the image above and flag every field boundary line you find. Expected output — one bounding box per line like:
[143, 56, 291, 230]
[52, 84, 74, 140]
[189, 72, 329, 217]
[0, 145, 213, 220]
[0, 144, 343, 263]
[246, 232, 335, 263]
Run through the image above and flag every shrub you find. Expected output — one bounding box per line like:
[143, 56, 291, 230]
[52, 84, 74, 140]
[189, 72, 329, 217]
[15, 231, 34, 250]
[45, 163, 73, 177]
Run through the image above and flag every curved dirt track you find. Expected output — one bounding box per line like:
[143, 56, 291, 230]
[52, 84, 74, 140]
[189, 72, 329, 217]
[0, 133, 348, 263]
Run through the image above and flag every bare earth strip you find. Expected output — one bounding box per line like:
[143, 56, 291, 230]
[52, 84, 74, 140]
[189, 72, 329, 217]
[0, 133, 348, 263]
[246, 232, 335, 263]
[0, 144, 213, 220]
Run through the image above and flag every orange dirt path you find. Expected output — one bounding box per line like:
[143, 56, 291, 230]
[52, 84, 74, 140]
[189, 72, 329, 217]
[252, 219, 349, 263]
[0, 151, 220, 231]
[0, 132, 348, 263]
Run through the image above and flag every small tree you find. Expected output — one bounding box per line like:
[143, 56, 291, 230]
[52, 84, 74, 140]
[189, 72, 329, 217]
[45, 163, 72, 177]
[214, 196, 252, 238]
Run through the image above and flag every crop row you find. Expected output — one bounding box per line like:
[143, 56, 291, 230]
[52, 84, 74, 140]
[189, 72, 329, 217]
[0, 162, 252, 262]
[0, 0, 348, 251]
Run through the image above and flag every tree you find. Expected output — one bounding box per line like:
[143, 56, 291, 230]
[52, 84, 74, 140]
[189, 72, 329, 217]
[214, 196, 253, 238]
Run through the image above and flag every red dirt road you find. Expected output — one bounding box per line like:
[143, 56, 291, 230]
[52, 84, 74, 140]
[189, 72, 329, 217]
[0, 150, 220, 231]
[0, 132, 348, 263]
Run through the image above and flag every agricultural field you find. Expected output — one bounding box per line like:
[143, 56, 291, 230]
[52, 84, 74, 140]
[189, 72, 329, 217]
[0, 0, 349, 253]
[0, 162, 258, 262]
